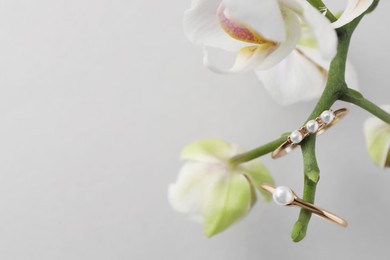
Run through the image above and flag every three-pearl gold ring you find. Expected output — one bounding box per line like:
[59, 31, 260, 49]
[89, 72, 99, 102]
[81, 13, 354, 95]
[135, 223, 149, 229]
[261, 184, 348, 227]
[271, 108, 349, 159]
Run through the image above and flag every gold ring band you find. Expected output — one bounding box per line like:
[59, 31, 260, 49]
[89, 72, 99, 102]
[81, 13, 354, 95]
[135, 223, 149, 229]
[261, 184, 348, 227]
[271, 108, 349, 159]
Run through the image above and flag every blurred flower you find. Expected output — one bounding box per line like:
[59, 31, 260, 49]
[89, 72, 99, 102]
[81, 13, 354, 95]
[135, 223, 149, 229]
[184, 0, 338, 104]
[333, 0, 374, 28]
[364, 106, 390, 168]
[168, 139, 273, 237]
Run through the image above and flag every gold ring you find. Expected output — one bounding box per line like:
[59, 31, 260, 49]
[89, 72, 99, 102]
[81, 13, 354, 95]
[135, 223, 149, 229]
[271, 108, 348, 159]
[261, 184, 348, 227]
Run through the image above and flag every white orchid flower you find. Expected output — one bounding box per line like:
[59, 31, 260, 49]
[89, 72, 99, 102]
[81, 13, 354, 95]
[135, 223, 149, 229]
[184, 0, 373, 105]
[184, 0, 337, 72]
[168, 140, 273, 237]
[364, 106, 390, 168]
[184, 0, 338, 104]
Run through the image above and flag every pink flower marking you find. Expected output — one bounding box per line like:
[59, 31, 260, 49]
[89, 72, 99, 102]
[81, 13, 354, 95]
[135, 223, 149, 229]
[217, 5, 269, 45]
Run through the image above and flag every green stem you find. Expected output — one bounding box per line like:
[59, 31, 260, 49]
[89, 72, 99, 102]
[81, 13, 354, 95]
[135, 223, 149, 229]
[290, 12, 365, 241]
[306, 0, 337, 22]
[340, 88, 390, 124]
[229, 135, 287, 165]
[291, 136, 320, 242]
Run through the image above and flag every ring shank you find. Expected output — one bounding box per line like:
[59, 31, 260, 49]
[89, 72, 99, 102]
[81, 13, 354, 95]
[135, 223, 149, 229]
[292, 198, 348, 227]
[261, 184, 348, 228]
[271, 140, 296, 159]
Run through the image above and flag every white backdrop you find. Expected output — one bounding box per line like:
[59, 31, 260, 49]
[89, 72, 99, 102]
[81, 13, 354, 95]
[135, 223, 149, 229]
[0, 0, 389, 259]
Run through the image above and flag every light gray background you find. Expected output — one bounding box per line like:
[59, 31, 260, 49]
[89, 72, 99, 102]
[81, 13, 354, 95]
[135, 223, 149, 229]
[0, 0, 389, 259]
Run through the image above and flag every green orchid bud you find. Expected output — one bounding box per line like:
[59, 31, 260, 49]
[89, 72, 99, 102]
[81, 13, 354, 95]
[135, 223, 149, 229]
[364, 105, 390, 168]
[168, 139, 273, 237]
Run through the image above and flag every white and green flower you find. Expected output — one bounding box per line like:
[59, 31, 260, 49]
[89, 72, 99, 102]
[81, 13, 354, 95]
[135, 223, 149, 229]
[364, 105, 390, 168]
[168, 140, 273, 237]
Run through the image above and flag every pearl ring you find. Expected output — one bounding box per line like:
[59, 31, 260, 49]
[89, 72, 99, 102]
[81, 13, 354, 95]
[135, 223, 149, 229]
[261, 184, 348, 227]
[271, 108, 349, 159]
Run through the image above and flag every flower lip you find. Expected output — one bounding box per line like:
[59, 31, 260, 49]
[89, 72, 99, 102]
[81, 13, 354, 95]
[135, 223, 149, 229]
[217, 5, 274, 45]
[223, 0, 287, 42]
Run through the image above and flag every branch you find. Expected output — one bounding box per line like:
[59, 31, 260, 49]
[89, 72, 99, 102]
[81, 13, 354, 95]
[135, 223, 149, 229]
[306, 0, 337, 22]
[289, 7, 371, 241]
[340, 88, 390, 124]
[291, 136, 320, 242]
[229, 135, 287, 165]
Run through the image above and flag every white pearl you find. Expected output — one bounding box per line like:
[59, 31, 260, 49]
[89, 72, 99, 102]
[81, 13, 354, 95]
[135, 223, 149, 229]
[320, 110, 335, 124]
[273, 186, 294, 206]
[290, 130, 303, 144]
[305, 120, 319, 133]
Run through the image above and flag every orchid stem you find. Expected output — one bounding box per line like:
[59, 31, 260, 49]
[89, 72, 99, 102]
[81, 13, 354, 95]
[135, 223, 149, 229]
[291, 136, 319, 242]
[229, 135, 287, 165]
[290, 1, 379, 242]
[340, 88, 390, 124]
[306, 0, 337, 22]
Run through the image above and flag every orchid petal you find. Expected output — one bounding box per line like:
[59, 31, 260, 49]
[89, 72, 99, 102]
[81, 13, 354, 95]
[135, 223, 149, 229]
[364, 106, 390, 168]
[255, 7, 301, 70]
[345, 60, 359, 90]
[248, 181, 258, 206]
[294, 46, 328, 67]
[297, 0, 337, 60]
[224, 0, 286, 42]
[203, 172, 251, 237]
[183, 0, 249, 51]
[240, 160, 274, 202]
[181, 139, 239, 162]
[255, 49, 327, 105]
[279, 0, 304, 12]
[168, 162, 226, 222]
[296, 46, 359, 90]
[332, 0, 374, 28]
[203, 44, 276, 74]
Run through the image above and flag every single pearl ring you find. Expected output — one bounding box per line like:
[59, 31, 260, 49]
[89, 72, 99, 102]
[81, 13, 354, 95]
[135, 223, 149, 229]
[271, 108, 348, 159]
[261, 184, 348, 227]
